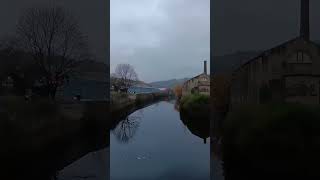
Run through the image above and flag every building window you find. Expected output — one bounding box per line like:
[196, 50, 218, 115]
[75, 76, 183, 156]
[294, 50, 311, 63]
[297, 51, 303, 62]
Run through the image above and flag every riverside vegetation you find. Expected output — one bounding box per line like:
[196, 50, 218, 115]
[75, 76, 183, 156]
[222, 103, 320, 179]
[179, 93, 210, 119]
[0, 95, 109, 179]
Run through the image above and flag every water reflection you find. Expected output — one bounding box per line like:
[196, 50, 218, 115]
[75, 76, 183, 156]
[110, 101, 210, 180]
[112, 110, 143, 143]
[179, 110, 210, 144]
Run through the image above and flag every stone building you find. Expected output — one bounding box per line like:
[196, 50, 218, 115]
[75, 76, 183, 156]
[231, 0, 320, 106]
[182, 61, 210, 96]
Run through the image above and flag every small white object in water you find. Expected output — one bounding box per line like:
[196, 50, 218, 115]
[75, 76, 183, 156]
[137, 155, 148, 160]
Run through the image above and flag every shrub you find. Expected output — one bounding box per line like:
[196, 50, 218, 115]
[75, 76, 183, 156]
[179, 94, 210, 119]
[180, 94, 209, 110]
[223, 104, 320, 178]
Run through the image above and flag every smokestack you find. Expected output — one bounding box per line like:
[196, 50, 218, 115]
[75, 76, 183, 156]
[300, 0, 310, 40]
[204, 60, 207, 75]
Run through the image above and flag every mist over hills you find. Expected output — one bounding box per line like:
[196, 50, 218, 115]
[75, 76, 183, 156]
[149, 78, 189, 88]
[148, 51, 260, 88]
[78, 39, 320, 85]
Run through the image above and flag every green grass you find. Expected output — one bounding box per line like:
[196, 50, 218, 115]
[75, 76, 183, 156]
[179, 94, 210, 119]
[224, 104, 320, 146]
[180, 94, 209, 110]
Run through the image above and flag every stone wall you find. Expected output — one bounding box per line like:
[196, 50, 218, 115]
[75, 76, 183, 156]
[182, 74, 210, 97]
[285, 75, 320, 104]
[231, 38, 320, 105]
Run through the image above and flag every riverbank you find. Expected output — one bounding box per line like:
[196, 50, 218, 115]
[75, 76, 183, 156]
[221, 103, 320, 179]
[110, 92, 170, 113]
[110, 92, 171, 129]
[0, 95, 110, 179]
[1, 92, 171, 179]
[179, 94, 210, 118]
[1, 92, 168, 152]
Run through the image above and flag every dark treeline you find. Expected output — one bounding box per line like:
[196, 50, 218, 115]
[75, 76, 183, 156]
[0, 6, 92, 100]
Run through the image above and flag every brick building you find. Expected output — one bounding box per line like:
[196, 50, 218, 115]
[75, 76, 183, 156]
[231, 0, 320, 106]
[182, 61, 210, 96]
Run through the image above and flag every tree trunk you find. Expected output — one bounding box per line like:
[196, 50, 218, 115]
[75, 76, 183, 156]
[45, 82, 57, 100]
[49, 86, 57, 100]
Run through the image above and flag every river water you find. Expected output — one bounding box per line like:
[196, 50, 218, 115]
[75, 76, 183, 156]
[110, 101, 210, 180]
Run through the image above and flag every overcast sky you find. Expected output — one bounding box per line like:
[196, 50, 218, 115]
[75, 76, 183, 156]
[2, 1, 319, 82]
[213, 0, 320, 56]
[0, 0, 108, 65]
[111, 0, 210, 83]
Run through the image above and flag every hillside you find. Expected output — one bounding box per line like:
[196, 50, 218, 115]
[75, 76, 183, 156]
[133, 80, 153, 87]
[149, 78, 189, 88]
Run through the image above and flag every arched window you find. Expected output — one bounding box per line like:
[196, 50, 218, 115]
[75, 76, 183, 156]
[289, 50, 312, 63]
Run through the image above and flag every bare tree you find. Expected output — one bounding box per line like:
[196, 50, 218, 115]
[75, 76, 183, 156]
[112, 114, 141, 143]
[15, 7, 90, 99]
[112, 64, 138, 92]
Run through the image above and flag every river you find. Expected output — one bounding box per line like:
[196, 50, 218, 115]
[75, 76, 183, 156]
[34, 100, 209, 180]
[110, 100, 210, 180]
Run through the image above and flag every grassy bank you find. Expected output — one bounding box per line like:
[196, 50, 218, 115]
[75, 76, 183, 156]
[180, 94, 210, 117]
[0, 96, 109, 152]
[0, 96, 110, 179]
[223, 104, 320, 178]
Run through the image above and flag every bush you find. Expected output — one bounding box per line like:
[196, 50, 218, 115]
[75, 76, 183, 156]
[180, 94, 209, 110]
[179, 94, 210, 119]
[223, 104, 320, 178]
[224, 104, 320, 145]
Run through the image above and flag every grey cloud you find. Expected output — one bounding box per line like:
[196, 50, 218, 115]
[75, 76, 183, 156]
[111, 0, 210, 82]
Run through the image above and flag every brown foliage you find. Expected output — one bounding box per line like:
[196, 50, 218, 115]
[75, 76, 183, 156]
[173, 85, 182, 99]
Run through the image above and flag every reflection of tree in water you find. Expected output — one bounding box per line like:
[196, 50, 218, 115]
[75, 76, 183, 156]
[174, 101, 180, 112]
[112, 110, 143, 143]
[179, 111, 210, 144]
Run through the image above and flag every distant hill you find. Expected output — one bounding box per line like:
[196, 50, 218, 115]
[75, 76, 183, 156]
[149, 78, 189, 88]
[133, 80, 153, 87]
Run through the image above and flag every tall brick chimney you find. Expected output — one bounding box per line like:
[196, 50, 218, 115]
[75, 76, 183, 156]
[300, 0, 310, 40]
[204, 60, 207, 75]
